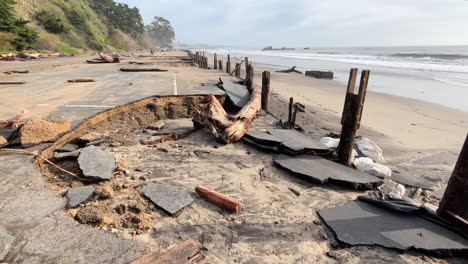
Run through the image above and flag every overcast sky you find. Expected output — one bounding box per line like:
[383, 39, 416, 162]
[119, 0, 468, 47]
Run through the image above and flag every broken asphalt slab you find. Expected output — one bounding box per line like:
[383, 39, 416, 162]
[268, 129, 329, 155]
[66, 185, 96, 208]
[274, 155, 382, 190]
[219, 79, 250, 108]
[78, 145, 115, 180]
[144, 183, 193, 216]
[318, 200, 468, 256]
[243, 130, 282, 152]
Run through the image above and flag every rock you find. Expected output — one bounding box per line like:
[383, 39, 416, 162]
[77, 132, 103, 145]
[305, 70, 334, 79]
[0, 136, 7, 148]
[354, 157, 392, 178]
[17, 119, 70, 146]
[66, 185, 96, 208]
[96, 185, 115, 199]
[0, 226, 14, 260]
[56, 143, 79, 152]
[144, 183, 193, 215]
[78, 146, 115, 180]
[53, 149, 81, 160]
[320, 137, 340, 148]
[378, 180, 406, 199]
[75, 207, 105, 225]
[146, 121, 165, 131]
[356, 138, 385, 162]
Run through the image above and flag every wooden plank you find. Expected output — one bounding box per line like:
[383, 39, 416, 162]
[356, 70, 370, 129]
[131, 240, 204, 264]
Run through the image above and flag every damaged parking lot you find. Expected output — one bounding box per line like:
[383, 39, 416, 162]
[0, 51, 467, 264]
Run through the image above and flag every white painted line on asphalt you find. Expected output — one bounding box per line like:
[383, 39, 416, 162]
[64, 105, 114, 108]
[36, 104, 49, 107]
[173, 73, 178, 95]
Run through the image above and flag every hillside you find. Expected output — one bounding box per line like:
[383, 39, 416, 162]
[8, 0, 151, 53]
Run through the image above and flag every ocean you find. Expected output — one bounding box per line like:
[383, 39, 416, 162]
[194, 46, 468, 112]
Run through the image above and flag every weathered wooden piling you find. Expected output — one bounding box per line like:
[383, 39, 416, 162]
[288, 97, 294, 124]
[235, 63, 240, 78]
[438, 134, 468, 225]
[336, 69, 370, 166]
[219, 60, 223, 71]
[244, 57, 249, 77]
[261, 71, 271, 110]
[226, 55, 231, 73]
[246, 66, 254, 92]
[291, 103, 305, 127]
[214, 53, 218, 70]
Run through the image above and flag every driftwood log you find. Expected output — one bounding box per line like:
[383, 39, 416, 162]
[193, 84, 261, 144]
[276, 66, 302, 74]
[130, 240, 204, 264]
[195, 186, 243, 213]
[99, 52, 120, 63]
[67, 78, 96, 83]
[120, 68, 168, 72]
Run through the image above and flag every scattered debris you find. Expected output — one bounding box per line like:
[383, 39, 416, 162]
[77, 132, 103, 146]
[320, 137, 340, 148]
[243, 130, 282, 152]
[67, 78, 96, 83]
[276, 66, 303, 74]
[195, 185, 243, 213]
[274, 155, 382, 190]
[56, 143, 79, 152]
[130, 239, 205, 264]
[99, 52, 120, 63]
[3, 70, 29, 74]
[146, 121, 165, 131]
[144, 183, 193, 215]
[268, 129, 329, 155]
[53, 149, 81, 160]
[16, 119, 70, 146]
[120, 68, 168, 72]
[140, 118, 195, 145]
[86, 59, 107, 64]
[354, 157, 392, 178]
[0, 81, 26, 85]
[66, 185, 96, 208]
[318, 200, 468, 256]
[305, 70, 334, 79]
[356, 137, 385, 162]
[378, 180, 406, 199]
[288, 187, 301, 196]
[0, 110, 27, 129]
[77, 146, 116, 180]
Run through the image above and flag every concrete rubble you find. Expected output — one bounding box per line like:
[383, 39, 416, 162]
[66, 185, 96, 208]
[77, 146, 116, 180]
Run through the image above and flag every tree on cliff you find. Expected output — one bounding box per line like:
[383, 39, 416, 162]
[145, 16, 175, 48]
[0, 0, 38, 50]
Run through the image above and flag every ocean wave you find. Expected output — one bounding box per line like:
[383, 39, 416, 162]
[390, 53, 468, 60]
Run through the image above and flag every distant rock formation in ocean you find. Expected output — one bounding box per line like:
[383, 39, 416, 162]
[262, 46, 295, 51]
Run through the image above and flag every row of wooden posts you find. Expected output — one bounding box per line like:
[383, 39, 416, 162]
[192, 51, 271, 111]
[191, 50, 467, 227]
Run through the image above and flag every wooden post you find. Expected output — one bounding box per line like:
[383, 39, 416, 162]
[336, 69, 370, 166]
[204, 57, 208, 69]
[261, 71, 270, 110]
[235, 63, 240, 77]
[246, 66, 254, 92]
[288, 97, 294, 124]
[219, 60, 223, 71]
[244, 57, 249, 77]
[438, 134, 468, 223]
[214, 53, 218, 70]
[226, 54, 231, 73]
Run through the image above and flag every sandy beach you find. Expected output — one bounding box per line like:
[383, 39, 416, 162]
[207, 54, 468, 187]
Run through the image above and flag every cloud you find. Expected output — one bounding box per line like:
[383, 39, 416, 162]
[119, 0, 468, 47]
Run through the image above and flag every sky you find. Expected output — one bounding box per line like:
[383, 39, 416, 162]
[119, 0, 468, 48]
